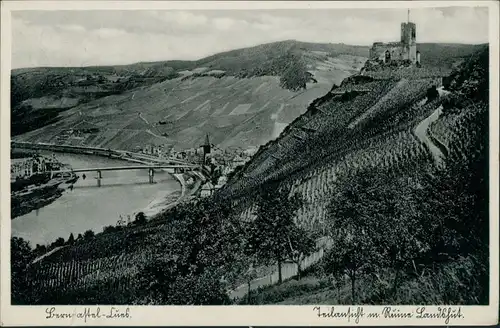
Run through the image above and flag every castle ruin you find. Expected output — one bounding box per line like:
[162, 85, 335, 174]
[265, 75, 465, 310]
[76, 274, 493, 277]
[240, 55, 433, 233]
[369, 11, 421, 65]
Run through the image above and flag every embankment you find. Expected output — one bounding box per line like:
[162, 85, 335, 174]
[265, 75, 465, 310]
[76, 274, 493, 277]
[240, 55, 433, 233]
[11, 183, 64, 219]
[142, 170, 206, 219]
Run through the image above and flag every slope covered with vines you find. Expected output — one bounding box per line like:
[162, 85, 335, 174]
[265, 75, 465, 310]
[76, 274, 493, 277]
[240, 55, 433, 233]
[221, 69, 444, 231]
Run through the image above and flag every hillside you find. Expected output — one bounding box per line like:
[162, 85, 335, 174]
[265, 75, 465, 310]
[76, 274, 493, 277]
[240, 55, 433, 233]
[219, 44, 486, 200]
[416, 43, 486, 69]
[11, 43, 490, 305]
[11, 41, 481, 151]
[222, 45, 489, 305]
[12, 40, 369, 149]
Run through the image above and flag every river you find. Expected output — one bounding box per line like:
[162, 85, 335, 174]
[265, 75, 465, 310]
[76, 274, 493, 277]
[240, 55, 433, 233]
[11, 151, 180, 246]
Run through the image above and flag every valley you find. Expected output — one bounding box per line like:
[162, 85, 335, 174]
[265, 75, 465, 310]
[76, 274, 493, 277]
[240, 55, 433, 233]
[10, 40, 490, 307]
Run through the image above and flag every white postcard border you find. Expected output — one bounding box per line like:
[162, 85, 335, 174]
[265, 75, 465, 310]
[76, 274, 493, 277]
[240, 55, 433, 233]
[1, 1, 499, 326]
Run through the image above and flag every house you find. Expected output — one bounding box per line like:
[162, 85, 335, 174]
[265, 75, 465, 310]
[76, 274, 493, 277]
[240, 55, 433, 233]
[200, 182, 215, 198]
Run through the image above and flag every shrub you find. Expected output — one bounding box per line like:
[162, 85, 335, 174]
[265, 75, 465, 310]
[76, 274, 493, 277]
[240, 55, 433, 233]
[102, 225, 117, 234]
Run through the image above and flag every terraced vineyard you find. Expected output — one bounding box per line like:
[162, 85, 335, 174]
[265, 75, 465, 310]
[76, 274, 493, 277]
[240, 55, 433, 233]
[24, 224, 161, 302]
[429, 103, 485, 151]
[25, 249, 156, 304]
[222, 73, 444, 230]
[22, 197, 247, 304]
[31, 252, 144, 290]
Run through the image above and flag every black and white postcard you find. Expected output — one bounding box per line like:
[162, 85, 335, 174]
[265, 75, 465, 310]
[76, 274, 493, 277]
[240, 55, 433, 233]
[1, 1, 498, 326]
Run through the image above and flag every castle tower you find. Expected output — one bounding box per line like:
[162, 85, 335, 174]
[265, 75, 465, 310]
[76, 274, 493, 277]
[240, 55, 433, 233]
[400, 22, 416, 45]
[400, 10, 417, 63]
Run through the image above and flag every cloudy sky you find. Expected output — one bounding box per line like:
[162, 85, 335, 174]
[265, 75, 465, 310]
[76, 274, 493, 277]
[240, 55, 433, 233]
[12, 6, 489, 69]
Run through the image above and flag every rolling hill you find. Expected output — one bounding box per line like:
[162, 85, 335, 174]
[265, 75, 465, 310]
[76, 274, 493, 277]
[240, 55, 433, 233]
[11, 41, 482, 151]
[12, 40, 369, 149]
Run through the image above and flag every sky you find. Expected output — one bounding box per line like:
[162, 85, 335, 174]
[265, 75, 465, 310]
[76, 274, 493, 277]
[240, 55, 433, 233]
[11, 7, 489, 69]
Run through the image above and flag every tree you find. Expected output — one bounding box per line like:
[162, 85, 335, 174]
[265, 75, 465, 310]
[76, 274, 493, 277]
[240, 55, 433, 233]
[34, 244, 47, 257]
[53, 237, 65, 247]
[287, 228, 316, 280]
[325, 170, 388, 303]
[279, 55, 310, 91]
[136, 256, 231, 305]
[11, 237, 34, 304]
[426, 85, 439, 103]
[327, 167, 433, 301]
[136, 197, 245, 304]
[103, 225, 117, 233]
[246, 183, 305, 284]
[67, 233, 75, 245]
[236, 254, 259, 304]
[83, 229, 95, 241]
[135, 212, 147, 225]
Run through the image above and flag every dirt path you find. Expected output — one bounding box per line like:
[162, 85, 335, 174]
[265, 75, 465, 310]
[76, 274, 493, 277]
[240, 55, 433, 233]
[414, 105, 445, 166]
[139, 112, 150, 125]
[146, 129, 166, 139]
[413, 87, 450, 166]
[31, 246, 67, 265]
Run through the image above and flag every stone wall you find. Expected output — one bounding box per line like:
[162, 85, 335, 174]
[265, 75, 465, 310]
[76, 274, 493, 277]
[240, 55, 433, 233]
[370, 42, 417, 63]
[370, 42, 406, 62]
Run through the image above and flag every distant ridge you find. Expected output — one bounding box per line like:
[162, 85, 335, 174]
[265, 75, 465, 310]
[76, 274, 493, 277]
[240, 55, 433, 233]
[12, 40, 483, 151]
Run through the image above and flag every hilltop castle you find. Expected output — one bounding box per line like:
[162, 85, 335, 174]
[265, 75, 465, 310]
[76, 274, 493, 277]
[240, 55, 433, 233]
[369, 11, 421, 65]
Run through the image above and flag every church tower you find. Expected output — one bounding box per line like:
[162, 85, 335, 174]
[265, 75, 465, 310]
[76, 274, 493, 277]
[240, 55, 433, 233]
[202, 133, 211, 165]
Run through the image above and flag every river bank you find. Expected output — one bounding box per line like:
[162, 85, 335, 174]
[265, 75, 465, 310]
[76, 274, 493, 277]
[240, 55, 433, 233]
[11, 172, 78, 219]
[139, 171, 206, 219]
[11, 150, 194, 246]
[12, 183, 63, 219]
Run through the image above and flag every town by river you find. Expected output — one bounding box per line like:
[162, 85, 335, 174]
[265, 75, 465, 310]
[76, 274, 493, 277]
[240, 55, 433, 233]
[11, 150, 180, 247]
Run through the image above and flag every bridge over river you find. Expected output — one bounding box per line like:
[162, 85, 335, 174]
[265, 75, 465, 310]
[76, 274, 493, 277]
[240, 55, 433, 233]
[51, 164, 200, 187]
[12, 141, 207, 186]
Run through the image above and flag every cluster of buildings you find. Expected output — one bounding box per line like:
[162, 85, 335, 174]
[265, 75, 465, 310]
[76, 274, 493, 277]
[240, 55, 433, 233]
[140, 142, 257, 167]
[11, 154, 63, 181]
[139, 140, 258, 198]
[140, 144, 172, 159]
[199, 147, 258, 198]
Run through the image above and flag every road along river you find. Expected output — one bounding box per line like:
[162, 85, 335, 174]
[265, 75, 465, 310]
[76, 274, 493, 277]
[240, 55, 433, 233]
[11, 151, 180, 246]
